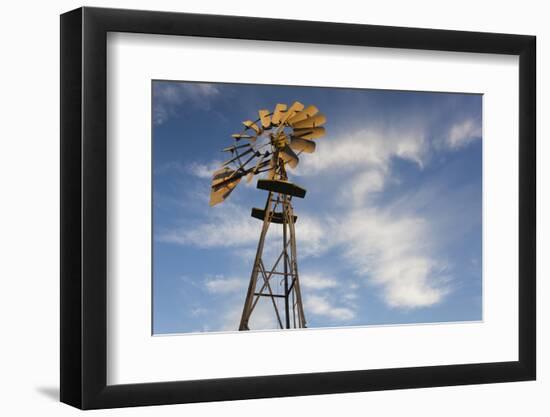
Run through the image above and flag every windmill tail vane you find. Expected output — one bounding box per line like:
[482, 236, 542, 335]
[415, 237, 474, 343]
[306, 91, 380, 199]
[208, 101, 327, 330]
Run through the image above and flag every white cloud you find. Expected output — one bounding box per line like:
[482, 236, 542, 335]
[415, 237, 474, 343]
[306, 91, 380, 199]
[295, 126, 428, 208]
[347, 168, 387, 206]
[219, 299, 279, 331]
[342, 292, 359, 302]
[157, 201, 260, 248]
[158, 196, 333, 262]
[294, 215, 332, 257]
[247, 302, 281, 330]
[190, 307, 209, 317]
[444, 118, 482, 149]
[187, 160, 222, 179]
[305, 294, 355, 321]
[337, 209, 450, 308]
[297, 127, 427, 175]
[299, 273, 338, 290]
[205, 275, 246, 294]
[214, 290, 356, 330]
[153, 82, 220, 125]
[379, 257, 450, 307]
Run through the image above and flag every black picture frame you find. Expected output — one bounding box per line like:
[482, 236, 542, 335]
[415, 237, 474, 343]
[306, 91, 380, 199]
[60, 6, 536, 410]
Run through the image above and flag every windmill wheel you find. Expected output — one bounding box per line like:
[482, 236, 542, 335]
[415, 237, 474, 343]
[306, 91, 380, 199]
[209, 101, 326, 206]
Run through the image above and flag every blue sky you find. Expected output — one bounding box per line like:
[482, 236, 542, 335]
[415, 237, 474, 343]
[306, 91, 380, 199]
[152, 80, 482, 334]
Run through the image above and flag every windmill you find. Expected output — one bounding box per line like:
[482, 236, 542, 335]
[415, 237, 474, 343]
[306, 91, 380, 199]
[209, 101, 326, 330]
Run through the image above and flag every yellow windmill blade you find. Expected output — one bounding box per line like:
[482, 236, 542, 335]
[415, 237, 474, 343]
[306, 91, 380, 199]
[211, 167, 234, 186]
[292, 127, 326, 140]
[209, 167, 242, 206]
[287, 105, 319, 126]
[271, 103, 287, 126]
[291, 113, 326, 129]
[232, 133, 256, 141]
[209, 177, 241, 206]
[258, 109, 271, 129]
[290, 137, 316, 154]
[279, 144, 299, 169]
[242, 120, 262, 135]
[280, 101, 304, 125]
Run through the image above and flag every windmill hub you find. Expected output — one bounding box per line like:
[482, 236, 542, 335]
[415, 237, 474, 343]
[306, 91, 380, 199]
[271, 132, 288, 149]
[209, 101, 327, 330]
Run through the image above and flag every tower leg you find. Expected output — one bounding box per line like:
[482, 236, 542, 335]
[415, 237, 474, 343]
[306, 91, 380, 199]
[239, 192, 307, 331]
[283, 211, 290, 329]
[239, 192, 274, 331]
[286, 198, 306, 327]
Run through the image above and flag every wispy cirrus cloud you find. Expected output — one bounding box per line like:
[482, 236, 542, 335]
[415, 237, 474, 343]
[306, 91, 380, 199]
[304, 294, 355, 322]
[155, 160, 222, 179]
[187, 160, 222, 179]
[219, 299, 279, 332]
[444, 118, 482, 150]
[204, 275, 246, 294]
[299, 273, 338, 290]
[158, 212, 259, 248]
[337, 208, 451, 308]
[294, 126, 428, 209]
[296, 127, 427, 176]
[153, 82, 220, 125]
[157, 195, 331, 260]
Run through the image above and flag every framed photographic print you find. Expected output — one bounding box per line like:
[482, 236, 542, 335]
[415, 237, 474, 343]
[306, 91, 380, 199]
[60, 6, 536, 410]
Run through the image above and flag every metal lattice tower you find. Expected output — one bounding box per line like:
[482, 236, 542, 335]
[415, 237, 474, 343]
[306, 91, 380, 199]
[239, 160, 307, 330]
[208, 101, 326, 330]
